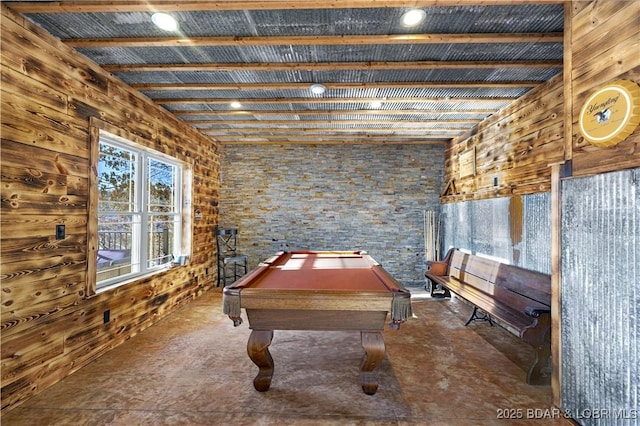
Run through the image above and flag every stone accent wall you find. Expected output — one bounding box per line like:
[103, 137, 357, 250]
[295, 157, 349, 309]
[219, 143, 444, 287]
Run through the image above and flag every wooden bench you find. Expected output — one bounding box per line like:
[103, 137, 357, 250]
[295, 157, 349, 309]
[425, 248, 551, 385]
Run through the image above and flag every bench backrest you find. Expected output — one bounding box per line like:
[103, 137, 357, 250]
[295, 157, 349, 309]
[447, 249, 551, 311]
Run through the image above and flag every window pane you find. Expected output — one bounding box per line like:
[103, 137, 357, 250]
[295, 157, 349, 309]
[98, 142, 137, 212]
[147, 215, 175, 267]
[97, 214, 138, 283]
[148, 158, 176, 213]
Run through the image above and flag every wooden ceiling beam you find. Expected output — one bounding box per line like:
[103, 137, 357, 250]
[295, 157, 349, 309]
[185, 119, 479, 125]
[213, 135, 451, 142]
[5, 1, 567, 14]
[199, 127, 469, 134]
[156, 97, 514, 105]
[104, 60, 561, 72]
[172, 108, 496, 116]
[64, 33, 562, 48]
[217, 139, 448, 145]
[214, 134, 450, 140]
[133, 81, 538, 91]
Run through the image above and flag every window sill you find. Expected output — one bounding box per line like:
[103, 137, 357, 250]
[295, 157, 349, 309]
[93, 263, 183, 296]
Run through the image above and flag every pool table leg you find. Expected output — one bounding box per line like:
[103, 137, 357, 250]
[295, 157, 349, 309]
[247, 330, 274, 392]
[360, 331, 385, 395]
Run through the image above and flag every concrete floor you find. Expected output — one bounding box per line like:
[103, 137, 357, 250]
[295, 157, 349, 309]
[2, 288, 572, 425]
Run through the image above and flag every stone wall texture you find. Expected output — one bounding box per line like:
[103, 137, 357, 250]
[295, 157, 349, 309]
[219, 143, 444, 288]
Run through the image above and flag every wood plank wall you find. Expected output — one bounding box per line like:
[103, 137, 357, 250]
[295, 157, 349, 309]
[442, 0, 640, 202]
[1, 6, 220, 412]
[570, 0, 640, 176]
[441, 73, 565, 203]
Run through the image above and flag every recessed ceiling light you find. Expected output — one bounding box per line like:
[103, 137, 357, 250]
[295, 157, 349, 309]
[370, 100, 383, 109]
[152, 13, 179, 32]
[230, 101, 242, 109]
[310, 84, 327, 95]
[401, 9, 426, 27]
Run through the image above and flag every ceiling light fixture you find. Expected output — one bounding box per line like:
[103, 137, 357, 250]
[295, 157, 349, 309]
[230, 101, 242, 109]
[151, 13, 179, 32]
[370, 100, 383, 109]
[310, 83, 327, 95]
[401, 9, 426, 27]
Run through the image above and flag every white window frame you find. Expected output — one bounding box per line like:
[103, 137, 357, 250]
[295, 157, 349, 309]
[87, 119, 191, 296]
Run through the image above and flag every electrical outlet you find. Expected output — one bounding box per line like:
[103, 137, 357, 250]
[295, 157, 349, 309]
[56, 224, 65, 240]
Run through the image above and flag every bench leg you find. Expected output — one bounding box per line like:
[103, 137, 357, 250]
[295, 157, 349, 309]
[427, 279, 451, 298]
[522, 316, 551, 385]
[465, 306, 494, 326]
[527, 342, 551, 386]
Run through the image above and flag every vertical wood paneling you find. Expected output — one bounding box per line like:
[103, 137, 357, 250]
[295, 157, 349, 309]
[550, 164, 562, 407]
[1, 5, 219, 413]
[85, 124, 99, 298]
[562, 1, 573, 164]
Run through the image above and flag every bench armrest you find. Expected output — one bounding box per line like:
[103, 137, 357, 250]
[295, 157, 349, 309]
[425, 260, 448, 276]
[425, 247, 458, 277]
[524, 306, 550, 318]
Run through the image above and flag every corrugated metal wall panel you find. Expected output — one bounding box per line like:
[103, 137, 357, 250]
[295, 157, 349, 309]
[561, 168, 639, 426]
[442, 193, 551, 274]
[522, 192, 552, 273]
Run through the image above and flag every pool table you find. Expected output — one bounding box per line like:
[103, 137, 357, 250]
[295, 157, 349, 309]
[222, 250, 412, 395]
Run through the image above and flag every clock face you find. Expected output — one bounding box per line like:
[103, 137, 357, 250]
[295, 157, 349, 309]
[579, 80, 640, 147]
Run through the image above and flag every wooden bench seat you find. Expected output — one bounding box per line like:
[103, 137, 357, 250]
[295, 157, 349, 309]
[425, 248, 551, 385]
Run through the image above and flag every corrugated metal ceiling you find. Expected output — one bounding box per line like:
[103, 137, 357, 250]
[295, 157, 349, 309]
[4, 0, 565, 145]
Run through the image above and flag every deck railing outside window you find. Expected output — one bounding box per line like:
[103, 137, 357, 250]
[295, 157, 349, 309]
[97, 229, 171, 283]
[98, 230, 170, 261]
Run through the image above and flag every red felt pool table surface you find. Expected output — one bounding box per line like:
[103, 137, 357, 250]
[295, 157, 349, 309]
[244, 251, 397, 291]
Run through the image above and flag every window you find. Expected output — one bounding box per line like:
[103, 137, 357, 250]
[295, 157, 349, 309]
[94, 131, 184, 290]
